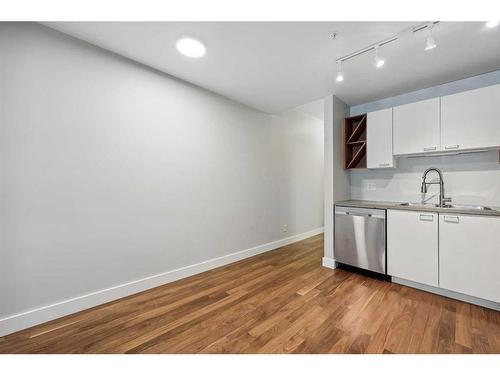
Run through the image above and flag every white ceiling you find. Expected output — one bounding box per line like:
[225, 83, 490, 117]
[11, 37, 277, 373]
[43, 22, 500, 113]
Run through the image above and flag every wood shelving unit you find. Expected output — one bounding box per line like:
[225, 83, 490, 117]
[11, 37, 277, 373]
[344, 114, 367, 169]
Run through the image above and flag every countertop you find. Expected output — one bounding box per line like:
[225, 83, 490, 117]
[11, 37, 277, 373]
[335, 199, 500, 217]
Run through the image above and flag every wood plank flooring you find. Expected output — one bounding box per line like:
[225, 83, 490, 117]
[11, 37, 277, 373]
[1, 233, 499, 354]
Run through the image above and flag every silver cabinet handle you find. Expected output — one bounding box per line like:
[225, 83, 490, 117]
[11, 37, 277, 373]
[445, 145, 460, 150]
[419, 214, 434, 221]
[378, 163, 390, 167]
[423, 146, 437, 151]
[443, 215, 460, 223]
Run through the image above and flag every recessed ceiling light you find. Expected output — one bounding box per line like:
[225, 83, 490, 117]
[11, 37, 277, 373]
[176, 37, 206, 58]
[486, 21, 499, 28]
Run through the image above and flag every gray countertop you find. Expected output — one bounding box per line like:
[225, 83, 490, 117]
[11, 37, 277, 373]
[335, 199, 500, 217]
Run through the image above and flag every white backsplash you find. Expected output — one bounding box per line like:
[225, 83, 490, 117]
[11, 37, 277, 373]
[350, 150, 500, 207]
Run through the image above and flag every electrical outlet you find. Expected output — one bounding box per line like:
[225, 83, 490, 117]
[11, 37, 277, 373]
[282, 224, 288, 233]
[366, 182, 377, 192]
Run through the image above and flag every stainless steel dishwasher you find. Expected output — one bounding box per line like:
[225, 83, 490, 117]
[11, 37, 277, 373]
[334, 206, 386, 274]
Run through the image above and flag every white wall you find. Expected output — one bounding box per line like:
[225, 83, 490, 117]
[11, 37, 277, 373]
[0, 23, 324, 332]
[323, 95, 349, 267]
[351, 151, 500, 206]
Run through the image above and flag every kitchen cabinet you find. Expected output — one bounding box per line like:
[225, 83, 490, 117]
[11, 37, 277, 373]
[439, 214, 500, 303]
[393, 97, 440, 155]
[441, 84, 500, 151]
[367, 108, 394, 169]
[387, 210, 438, 287]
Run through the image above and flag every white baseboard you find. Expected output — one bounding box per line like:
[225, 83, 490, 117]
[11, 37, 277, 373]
[322, 257, 336, 269]
[0, 227, 324, 337]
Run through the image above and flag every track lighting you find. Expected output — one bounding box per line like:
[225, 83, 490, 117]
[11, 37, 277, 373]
[336, 61, 344, 83]
[332, 22, 445, 83]
[373, 46, 385, 68]
[424, 26, 437, 51]
[486, 21, 499, 28]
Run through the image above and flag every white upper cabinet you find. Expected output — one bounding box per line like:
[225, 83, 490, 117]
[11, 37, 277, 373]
[393, 97, 440, 155]
[387, 210, 438, 287]
[439, 214, 500, 304]
[367, 108, 394, 168]
[441, 84, 500, 151]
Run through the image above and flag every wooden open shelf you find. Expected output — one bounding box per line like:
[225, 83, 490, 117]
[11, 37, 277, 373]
[344, 114, 367, 169]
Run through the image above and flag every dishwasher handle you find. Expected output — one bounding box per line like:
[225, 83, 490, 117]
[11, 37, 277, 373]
[335, 210, 386, 220]
[336, 211, 372, 217]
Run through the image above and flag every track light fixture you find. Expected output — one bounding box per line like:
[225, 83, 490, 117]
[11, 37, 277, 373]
[336, 61, 344, 83]
[373, 46, 385, 68]
[424, 26, 437, 51]
[334, 21, 441, 83]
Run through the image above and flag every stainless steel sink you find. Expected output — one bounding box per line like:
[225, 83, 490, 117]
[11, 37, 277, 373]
[442, 204, 493, 211]
[399, 202, 494, 211]
[402, 168, 496, 212]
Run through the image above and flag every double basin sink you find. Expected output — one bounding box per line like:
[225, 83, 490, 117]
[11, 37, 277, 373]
[400, 202, 494, 211]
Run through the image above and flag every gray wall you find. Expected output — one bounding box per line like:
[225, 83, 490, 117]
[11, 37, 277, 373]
[0, 23, 324, 318]
[349, 70, 500, 206]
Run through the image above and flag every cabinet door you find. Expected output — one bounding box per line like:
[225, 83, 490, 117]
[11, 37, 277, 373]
[393, 97, 440, 155]
[439, 214, 500, 303]
[387, 210, 438, 286]
[441, 84, 500, 151]
[367, 108, 394, 168]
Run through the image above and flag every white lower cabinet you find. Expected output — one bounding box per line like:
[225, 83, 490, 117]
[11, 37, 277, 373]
[387, 210, 438, 287]
[439, 214, 500, 303]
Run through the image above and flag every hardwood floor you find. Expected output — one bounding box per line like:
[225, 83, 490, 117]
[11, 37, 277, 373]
[1, 233, 499, 354]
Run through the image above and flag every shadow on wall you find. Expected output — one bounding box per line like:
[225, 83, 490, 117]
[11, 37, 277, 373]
[350, 150, 500, 206]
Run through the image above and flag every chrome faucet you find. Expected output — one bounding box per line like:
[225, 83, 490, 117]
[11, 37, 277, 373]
[421, 167, 451, 207]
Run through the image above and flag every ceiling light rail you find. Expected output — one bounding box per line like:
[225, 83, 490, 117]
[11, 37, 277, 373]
[412, 21, 440, 33]
[335, 35, 398, 65]
[335, 21, 440, 66]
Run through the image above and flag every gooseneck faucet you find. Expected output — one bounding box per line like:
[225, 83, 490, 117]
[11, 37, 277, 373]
[421, 167, 451, 207]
